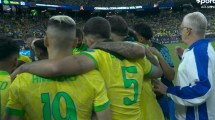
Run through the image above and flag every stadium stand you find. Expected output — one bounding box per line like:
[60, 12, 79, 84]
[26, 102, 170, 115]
[0, 6, 214, 44]
[27, 0, 173, 6]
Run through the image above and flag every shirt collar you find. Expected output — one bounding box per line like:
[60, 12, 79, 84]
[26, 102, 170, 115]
[0, 71, 9, 75]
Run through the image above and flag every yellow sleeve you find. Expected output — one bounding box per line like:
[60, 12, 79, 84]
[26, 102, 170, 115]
[5, 75, 25, 117]
[137, 57, 153, 77]
[80, 49, 101, 68]
[0, 72, 11, 119]
[72, 48, 79, 55]
[18, 55, 32, 63]
[88, 71, 110, 112]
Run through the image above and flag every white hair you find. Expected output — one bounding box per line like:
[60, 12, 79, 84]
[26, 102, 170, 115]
[50, 15, 76, 25]
[183, 12, 207, 37]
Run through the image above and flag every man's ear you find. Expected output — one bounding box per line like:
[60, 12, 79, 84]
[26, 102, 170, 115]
[89, 38, 95, 45]
[187, 28, 191, 36]
[44, 36, 49, 47]
[188, 30, 192, 35]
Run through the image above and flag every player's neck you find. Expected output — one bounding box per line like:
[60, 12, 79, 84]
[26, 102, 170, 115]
[112, 35, 126, 41]
[48, 48, 71, 60]
[0, 62, 11, 73]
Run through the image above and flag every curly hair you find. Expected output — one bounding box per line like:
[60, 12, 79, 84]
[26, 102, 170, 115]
[34, 38, 47, 53]
[133, 22, 153, 40]
[108, 15, 128, 36]
[83, 17, 111, 39]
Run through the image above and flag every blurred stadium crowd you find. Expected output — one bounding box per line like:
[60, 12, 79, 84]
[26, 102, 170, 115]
[26, 0, 173, 6]
[1, 0, 215, 119]
[0, 7, 214, 44]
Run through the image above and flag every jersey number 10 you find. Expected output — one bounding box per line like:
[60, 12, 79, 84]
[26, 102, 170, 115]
[41, 92, 77, 120]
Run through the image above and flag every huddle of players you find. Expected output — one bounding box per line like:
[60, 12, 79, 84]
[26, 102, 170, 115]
[1, 15, 166, 120]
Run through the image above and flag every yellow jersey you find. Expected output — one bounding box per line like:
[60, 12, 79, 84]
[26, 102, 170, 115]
[81, 49, 152, 120]
[72, 44, 88, 55]
[0, 71, 11, 120]
[137, 56, 165, 120]
[18, 55, 32, 63]
[5, 70, 109, 120]
[72, 49, 80, 55]
[140, 79, 164, 120]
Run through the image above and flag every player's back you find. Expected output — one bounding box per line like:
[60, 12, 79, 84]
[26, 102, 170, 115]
[140, 79, 164, 120]
[0, 71, 11, 120]
[82, 49, 152, 120]
[6, 70, 109, 120]
[138, 55, 165, 120]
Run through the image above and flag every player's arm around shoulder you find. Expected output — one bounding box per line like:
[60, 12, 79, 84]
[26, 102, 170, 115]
[143, 47, 163, 79]
[11, 53, 97, 79]
[149, 47, 175, 80]
[136, 56, 162, 79]
[91, 41, 145, 59]
[5, 75, 25, 120]
[87, 70, 112, 120]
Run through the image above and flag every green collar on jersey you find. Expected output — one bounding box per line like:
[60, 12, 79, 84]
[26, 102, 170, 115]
[0, 71, 9, 75]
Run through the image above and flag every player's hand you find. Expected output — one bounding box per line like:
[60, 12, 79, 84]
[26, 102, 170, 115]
[11, 66, 23, 81]
[152, 79, 168, 95]
[175, 46, 184, 57]
[151, 79, 163, 96]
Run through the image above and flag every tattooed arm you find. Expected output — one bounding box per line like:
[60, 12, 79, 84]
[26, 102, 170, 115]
[145, 47, 163, 79]
[91, 41, 145, 59]
[149, 47, 175, 80]
[11, 54, 96, 79]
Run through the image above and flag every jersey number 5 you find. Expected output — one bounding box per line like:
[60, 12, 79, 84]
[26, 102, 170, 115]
[41, 92, 77, 120]
[122, 66, 138, 105]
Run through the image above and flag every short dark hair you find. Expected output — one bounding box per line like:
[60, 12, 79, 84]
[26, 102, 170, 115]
[128, 28, 138, 41]
[83, 17, 111, 39]
[0, 36, 20, 60]
[34, 39, 47, 53]
[108, 15, 128, 36]
[133, 22, 153, 40]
